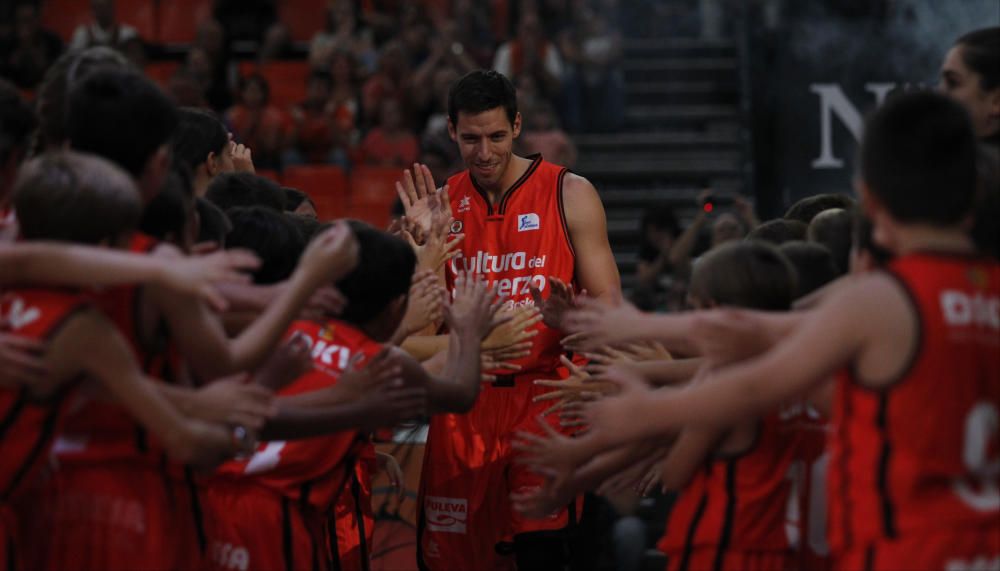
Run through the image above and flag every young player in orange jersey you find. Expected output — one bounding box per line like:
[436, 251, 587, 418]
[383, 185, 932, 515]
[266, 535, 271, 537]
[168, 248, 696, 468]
[562, 92, 1000, 570]
[0, 152, 259, 571]
[395, 70, 621, 570]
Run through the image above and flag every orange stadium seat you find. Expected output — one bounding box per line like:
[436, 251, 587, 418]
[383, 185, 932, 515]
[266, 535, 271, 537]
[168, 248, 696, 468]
[282, 166, 350, 221]
[238, 61, 309, 109]
[144, 61, 180, 89]
[278, 0, 327, 43]
[40, 0, 91, 42]
[256, 169, 282, 184]
[156, 0, 213, 44]
[347, 166, 400, 229]
[118, 0, 156, 41]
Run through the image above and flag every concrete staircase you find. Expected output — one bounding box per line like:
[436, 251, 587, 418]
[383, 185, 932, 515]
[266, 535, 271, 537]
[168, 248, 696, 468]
[574, 38, 750, 292]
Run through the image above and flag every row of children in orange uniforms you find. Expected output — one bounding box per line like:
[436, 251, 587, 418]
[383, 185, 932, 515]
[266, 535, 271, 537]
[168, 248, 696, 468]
[0, 53, 523, 571]
[513, 90, 998, 571]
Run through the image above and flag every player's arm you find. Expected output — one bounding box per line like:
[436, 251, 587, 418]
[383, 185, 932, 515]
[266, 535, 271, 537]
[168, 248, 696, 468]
[0, 242, 259, 309]
[151, 225, 359, 381]
[658, 427, 725, 491]
[586, 275, 908, 446]
[46, 310, 240, 466]
[155, 380, 275, 433]
[625, 358, 703, 387]
[399, 334, 450, 361]
[561, 174, 622, 304]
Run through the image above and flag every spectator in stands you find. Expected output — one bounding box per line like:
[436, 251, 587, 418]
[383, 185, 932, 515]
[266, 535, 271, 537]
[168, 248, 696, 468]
[493, 11, 564, 101]
[419, 66, 463, 172]
[119, 36, 146, 68]
[669, 190, 756, 278]
[559, 3, 625, 132]
[285, 71, 349, 168]
[69, 0, 139, 51]
[361, 41, 409, 127]
[309, 0, 377, 74]
[213, 0, 276, 45]
[399, 5, 432, 69]
[225, 74, 285, 169]
[357, 98, 419, 168]
[360, 0, 405, 46]
[259, 23, 295, 62]
[410, 21, 477, 113]
[327, 51, 362, 149]
[191, 21, 234, 112]
[452, 0, 498, 69]
[518, 101, 577, 168]
[0, 2, 63, 89]
[632, 205, 683, 311]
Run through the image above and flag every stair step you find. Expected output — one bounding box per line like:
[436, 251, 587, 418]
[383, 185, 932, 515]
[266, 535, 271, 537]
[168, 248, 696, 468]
[624, 38, 737, 51]
[579, 149, 742, 164]
[574, 131, 740, 151]
[626, 80, 737, 95]
[624, 58, 738, 72]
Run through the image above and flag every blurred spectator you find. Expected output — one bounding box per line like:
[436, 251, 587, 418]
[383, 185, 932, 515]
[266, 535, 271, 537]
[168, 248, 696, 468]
[284, 71, 349, 167]
[259, 23, 294, 61]
[357, 98, 419, 167]
[518, 101, 577, 168]
[361, 40, 409, 126]
[493, 11, 564, 100]
[360, 0, 404, 45]
[420, 146, 456, 186]
[327, 50, 362, 148]
[398, 5, 431, 69]
[559, 3, 624, 132]
[807, 207, 852, 275]
[214, 0, 277, 45]
[309, 0, 377, 73]
[452, 0, 497, 68]
[410, 20, 477, 110]
[669, 190, 755, 278]
[119, 36, 146, 68]
[632, 205, 683, 311]
[419, 66, 463, 172]
[69, 0, 139, 51]
[167, 68, 210, 109]
[225, 74, 286, 169]
[191, 20, 235, 112]
[0, 2, 63, 89]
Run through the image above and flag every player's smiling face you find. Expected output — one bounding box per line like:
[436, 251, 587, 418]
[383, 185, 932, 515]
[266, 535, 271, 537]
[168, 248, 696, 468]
[449, 107, 522, 190]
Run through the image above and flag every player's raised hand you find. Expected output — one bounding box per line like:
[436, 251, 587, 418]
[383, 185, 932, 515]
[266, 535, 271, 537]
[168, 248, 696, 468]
[300, 286, 348, 320]
[251, 332, 314, 391]
[401, 202, 464, 273]
[583, 364, 656, 442]
[444, 270, 505, 341]
[359, 380, 428, 430]
[691, 309, 771, 367]
[512, 416, 584, 485]
[533, 355, 616, 416]
[0, 328, 48, 388]
[562, 298, 645, 351]
[161, 249, 261, 311]
[336, 350, 403, 402]
[295, 221, 359, 287]
[230, 139, 255, 173]
[395, 163, 449, 235]
[480, 352, 521, 383]
[377, 451, 407, 502]
[482, 305, 541, 358]
[191, 378, 277, 431]
[528, 276, 581, 330]
[395, 270, 445, 339]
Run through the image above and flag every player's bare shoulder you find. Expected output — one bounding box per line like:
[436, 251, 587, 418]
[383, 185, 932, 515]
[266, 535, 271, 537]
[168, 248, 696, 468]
[559, 173, 607, 229]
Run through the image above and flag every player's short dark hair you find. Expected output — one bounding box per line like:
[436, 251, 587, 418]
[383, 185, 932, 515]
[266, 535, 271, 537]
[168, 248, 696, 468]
[784, 193, 856, 224]
[746, 218, 808, 245]
[35, 47, 130, 151]
[860, 91, 977, 225]
[0, 80, 37, 167]
[206, 172, 286, 212]
[140, 163, 195, 248]
[852, 211, 893, 266]
[956, 27, 1000, 91]
[448, 70, 518, 127]
[225, 207, 305, 284]
[336, 220, 416, 325]
[807, 208, 852, 275]
[287, 213, 326, 241]
[68, 68, 178, 178]
[283, 187, 314, 211]
[196, 196, 231, 245]
[779, 241, 839, 299]
[173, 107, 229, 172]
[689, 241, 796, 311]
[14, 151, 141, 245]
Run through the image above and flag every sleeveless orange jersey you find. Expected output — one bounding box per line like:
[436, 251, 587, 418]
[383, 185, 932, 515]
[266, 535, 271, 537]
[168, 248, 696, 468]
[204, 319, 381, 571]
[445, 154, 575, 374]
[658, 412, 802, 571]
[0, 288, 89, 570]
[828, 253, 1000, 565]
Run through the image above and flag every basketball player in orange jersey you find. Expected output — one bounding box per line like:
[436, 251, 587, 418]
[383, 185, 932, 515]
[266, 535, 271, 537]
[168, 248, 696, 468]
[564, 91, 999, 570]
[400, 70, 621, 570]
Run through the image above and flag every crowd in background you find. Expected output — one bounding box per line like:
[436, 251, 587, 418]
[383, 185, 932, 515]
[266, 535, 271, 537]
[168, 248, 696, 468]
[1, 0, 626, 176]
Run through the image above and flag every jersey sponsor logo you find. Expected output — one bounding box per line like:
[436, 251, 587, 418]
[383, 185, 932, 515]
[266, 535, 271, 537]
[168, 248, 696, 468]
[451, 251, 547, 274]
[457, 195, 472, 213]
[517, 213, 540, 232]
[296, 332, 353, 370]
[1, 296, 41, 330]
[208, 541, 250, 571]
[940, 290, 1000, 330]
[424, 496, 467, 533]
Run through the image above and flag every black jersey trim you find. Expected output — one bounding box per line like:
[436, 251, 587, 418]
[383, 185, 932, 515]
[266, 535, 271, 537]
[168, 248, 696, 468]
[350, 470, 371, 571]
[875, 394, 897, 539]
[281, 496, 294, 571]
[469, 154, 542, 215]
[711, 420, 762, 460]
[0, 390, 28, 442]
[2, 395, 63, 501]
[711, 460, 737, 571]
[849, 269, 923, 391]
[556, 168, 574, 257]
[678, 489, 710, 571]
[185, 466, 207, 554]
[864, 545, 876, 571]
[839, 388, 854, 549]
